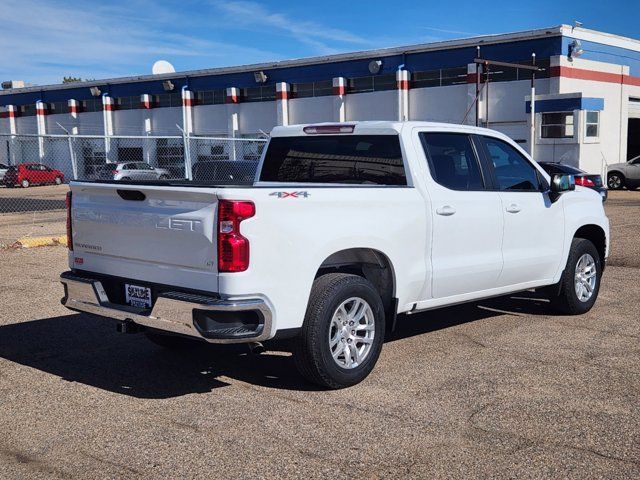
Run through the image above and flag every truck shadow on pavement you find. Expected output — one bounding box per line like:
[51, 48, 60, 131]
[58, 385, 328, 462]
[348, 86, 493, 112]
[0, 293, 553, 398]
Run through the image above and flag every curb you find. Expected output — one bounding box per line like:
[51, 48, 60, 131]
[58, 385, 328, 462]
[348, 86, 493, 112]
[12, 235, 68, 249]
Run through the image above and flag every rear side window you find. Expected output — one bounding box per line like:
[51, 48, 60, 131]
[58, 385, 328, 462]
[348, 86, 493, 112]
[259, 135, 406, 185]
[419, 133, 484, 190]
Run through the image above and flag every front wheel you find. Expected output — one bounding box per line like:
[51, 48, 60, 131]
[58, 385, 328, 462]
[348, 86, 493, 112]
[293, 273, 385, 389]
[607, 173, 624, 190]
[21, 179, 30, 188]
[550, 238, 602, 315]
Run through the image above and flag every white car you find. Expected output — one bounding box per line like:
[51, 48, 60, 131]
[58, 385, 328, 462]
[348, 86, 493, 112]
[0, 163, 9, 181]
[60, 122, 610, 388]
[94, 162, 171, 181]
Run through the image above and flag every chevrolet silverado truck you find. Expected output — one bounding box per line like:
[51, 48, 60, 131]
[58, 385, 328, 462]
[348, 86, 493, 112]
[60, 121, 610, 389]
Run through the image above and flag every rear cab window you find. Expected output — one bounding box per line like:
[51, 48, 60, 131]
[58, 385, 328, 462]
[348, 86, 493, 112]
[259, 135, 407, 185]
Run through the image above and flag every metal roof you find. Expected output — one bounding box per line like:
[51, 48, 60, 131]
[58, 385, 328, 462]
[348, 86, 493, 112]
[1, 25, 566, 97]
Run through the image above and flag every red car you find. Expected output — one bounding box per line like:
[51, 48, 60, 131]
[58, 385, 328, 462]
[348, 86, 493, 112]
[3, 163, 65, 188]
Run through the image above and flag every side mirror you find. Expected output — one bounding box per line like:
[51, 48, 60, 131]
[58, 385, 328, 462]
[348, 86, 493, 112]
[549, 174, 575, 201]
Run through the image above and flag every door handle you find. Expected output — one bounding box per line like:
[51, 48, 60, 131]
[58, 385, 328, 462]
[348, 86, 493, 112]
[506, 203, 521, 213]
[436, 205, 456, 216]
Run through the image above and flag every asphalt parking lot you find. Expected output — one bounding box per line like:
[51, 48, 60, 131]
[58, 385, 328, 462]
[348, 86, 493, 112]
[0, 191, 638, 478]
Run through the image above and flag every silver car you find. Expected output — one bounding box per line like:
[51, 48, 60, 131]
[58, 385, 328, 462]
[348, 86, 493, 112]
[95, 162, 171, 181]
[607, 155, 640, 190]
[0, 163, 8, 181]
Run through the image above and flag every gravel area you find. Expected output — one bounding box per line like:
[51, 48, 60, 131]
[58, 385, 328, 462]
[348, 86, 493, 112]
[0, 191, 638, 478]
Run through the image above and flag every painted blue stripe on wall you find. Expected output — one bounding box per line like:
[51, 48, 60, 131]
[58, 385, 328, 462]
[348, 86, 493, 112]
[0, 37, 562, 107]
[562, 37, 640, 76]
[526, 97, 604, 113]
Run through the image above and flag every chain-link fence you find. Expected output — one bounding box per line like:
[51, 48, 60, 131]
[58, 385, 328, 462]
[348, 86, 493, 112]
[0, 133, 267, 246]
[0, 133, 267, 216]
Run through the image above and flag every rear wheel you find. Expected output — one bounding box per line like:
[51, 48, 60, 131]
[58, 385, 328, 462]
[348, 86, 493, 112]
[21, 179, 30, 188]
[54, 176, 62, 185]
[293, 273, 385, 389]
[159, 174, 169, 180]
[145, 331, 200, 349]
[550, 238, 602, 315]
[607, 172, 624, 190]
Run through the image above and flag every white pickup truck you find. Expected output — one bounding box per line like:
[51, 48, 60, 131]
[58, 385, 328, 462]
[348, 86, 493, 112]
[60, 121, 609, 389]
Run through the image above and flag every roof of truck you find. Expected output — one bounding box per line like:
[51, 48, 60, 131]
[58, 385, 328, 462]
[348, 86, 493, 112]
[270, 121, 512, 140]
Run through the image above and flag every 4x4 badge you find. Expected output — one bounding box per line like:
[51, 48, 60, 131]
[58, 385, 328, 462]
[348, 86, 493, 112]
[269, 191, 310, 198]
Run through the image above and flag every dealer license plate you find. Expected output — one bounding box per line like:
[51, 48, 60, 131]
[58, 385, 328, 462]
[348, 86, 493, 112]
[125, 284, 152, 308]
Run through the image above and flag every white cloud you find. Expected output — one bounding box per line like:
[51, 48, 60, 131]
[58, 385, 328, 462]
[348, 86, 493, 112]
[211, 1, 370, 54]
[0, 0, 282, 85]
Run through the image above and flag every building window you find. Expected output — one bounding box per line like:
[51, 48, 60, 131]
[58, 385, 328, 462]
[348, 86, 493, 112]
[19, 104, 37, 116]
[49, 101, 68, 114]
[196, 90, 225, 105]
[242, 86, 275, 102]
[115, 96, 139, 110]
[81, 98, 102, 112]
[347, 74, 396, 94]
[413, 67, 467, 88]
[585, 111, 599, 137]
[291, 80, 332, 98]
[541, 112, 574, 138]
[153, 93, 182, 108]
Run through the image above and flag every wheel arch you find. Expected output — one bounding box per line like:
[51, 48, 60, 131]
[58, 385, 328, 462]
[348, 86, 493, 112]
[315, 248, 397, 318]
[573, 224, 607, 269]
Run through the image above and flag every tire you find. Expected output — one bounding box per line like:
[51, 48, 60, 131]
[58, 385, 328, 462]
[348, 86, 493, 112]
[121, 176, 131, 181]
[293, 273, 385, 389]
[54, 176, 62, 185]
[145, 331, 200, 349]
[607, 172, 624, 190]
[21, 179, 29, 188]
[550, 238, 602, 315]
[159, 174, 169, 180]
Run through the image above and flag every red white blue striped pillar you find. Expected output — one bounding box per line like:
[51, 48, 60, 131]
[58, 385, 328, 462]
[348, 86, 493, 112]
[226, 87, 240, 140]
[101, 95, 114, 161]
[276, 82, 290, 126]
[396, 70, 410, 121]
[140, 94, 153, 134]
[140, 94, 155, 165]
[182, 89, 195, 134]
[35, 101, 47, 158]
[333, 77, 347, 122]
[68, 99, 80, 134]
[1, 105, 18, 135]
[101, 95, 114, 136]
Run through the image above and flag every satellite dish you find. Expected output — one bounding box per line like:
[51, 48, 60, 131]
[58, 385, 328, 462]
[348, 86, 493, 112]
[152, 60, 176, 75]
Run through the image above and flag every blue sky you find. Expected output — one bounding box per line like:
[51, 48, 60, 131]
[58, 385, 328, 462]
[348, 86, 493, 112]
[0, 0, 636, 86]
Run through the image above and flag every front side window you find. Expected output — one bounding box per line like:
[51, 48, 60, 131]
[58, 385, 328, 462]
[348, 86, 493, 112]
[482, 137, 540, 191]
[259, 135, 406, 185]
[585, 111, 600, 138]
[541, 112, 574, 138]
[419, 133, 484, 191]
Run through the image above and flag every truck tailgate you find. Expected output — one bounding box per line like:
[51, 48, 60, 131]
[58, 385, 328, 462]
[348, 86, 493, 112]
[69, 182, 219, 291]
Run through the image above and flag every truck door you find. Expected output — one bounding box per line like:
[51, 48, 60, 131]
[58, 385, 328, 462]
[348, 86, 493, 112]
[476, 135, 564, 286]
[418, 132, 503, 299]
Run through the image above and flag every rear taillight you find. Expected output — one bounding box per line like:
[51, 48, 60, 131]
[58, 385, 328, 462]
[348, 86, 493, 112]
[575, 176, 596, 187]
[113, 170, 120, 175]
[217, 200, 255, 272]
[66, 191, 73, 251]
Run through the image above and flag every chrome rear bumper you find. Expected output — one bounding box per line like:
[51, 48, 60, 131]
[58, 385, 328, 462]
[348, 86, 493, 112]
[60, 271, 273, 344]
